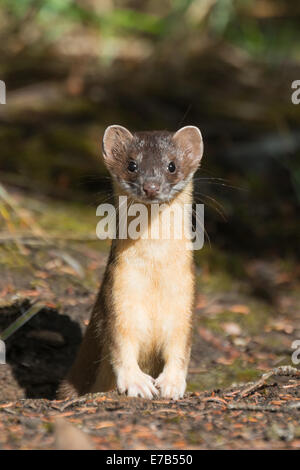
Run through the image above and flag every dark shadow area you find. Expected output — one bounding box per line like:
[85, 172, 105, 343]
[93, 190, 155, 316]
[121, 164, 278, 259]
[0, 301, 82, 399]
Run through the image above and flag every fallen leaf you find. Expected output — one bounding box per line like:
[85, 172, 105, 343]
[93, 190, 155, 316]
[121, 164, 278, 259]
[93, 421, 115, 430]
[230, 305, 250, 315]
[0, 402, 13, 408]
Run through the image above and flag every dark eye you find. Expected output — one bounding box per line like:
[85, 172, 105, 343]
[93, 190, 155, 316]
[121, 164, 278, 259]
[168, 161, 176, 173]
[128, 161, 138, 172]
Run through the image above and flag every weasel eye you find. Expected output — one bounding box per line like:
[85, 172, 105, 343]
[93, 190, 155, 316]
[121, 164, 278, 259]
[168, 161, 176, 173]
[128, 161, 138, 172]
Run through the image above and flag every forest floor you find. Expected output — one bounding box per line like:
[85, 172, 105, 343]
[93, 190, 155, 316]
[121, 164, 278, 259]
[0, 187, 299, 450]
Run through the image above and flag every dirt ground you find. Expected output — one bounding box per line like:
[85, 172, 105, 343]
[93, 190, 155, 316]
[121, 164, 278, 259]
[0, 190, 299, 450]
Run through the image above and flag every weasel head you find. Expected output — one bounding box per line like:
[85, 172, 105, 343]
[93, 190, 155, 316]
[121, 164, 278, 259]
[101, 125, 204, 203]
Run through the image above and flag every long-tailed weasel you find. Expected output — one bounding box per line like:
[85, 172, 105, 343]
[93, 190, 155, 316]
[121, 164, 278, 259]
[58, 125, 204, 400]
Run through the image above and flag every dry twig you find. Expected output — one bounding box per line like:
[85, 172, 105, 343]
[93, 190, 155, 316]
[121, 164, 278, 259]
[238, 366, 300, 399]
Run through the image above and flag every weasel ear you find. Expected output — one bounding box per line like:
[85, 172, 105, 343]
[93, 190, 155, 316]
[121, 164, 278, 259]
[102, 125, 133, 162]
[173, 126, 204, 165]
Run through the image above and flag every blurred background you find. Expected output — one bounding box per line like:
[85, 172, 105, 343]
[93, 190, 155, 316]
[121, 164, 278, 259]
[0, 0, 299, 401]
[0, 0, 299, 257]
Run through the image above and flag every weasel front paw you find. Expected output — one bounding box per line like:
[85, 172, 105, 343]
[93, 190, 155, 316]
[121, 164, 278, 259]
[116, 368, 158, 399]
[155, 371, 186, 400]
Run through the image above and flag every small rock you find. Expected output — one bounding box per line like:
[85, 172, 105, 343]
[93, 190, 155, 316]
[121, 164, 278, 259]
[55, 418, 94, 450]
[221, 322, 242, 336]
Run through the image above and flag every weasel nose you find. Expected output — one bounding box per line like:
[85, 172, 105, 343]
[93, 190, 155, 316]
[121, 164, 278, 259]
[143, 181, 160, 199]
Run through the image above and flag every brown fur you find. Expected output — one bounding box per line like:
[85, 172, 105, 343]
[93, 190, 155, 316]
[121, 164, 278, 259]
[58, 182, 195, 399]
[58, 126, 202, 400]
